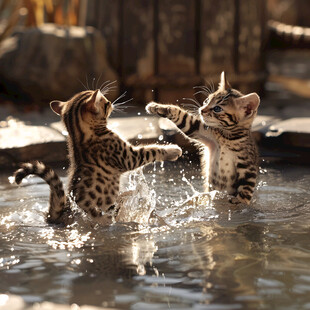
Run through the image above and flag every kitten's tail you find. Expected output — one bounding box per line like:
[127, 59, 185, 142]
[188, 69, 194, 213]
[14, 161, 66, 224]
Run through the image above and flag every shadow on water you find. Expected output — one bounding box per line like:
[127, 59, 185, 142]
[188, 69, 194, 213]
[0, 159, 310, 309]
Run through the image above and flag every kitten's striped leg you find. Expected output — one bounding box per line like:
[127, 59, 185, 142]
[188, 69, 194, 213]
[230, 168, 257, 205]
[146, 102, 203, 138]
[124, 144, 182, 171]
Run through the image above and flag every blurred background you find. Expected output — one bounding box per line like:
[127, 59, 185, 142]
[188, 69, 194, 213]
[0, 0, 309, 112]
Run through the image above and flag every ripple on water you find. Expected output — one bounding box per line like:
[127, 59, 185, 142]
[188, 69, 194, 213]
[0, 162, 310, 309]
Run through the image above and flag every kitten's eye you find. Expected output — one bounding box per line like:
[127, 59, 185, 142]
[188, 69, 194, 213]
[212, 106, 222, 113]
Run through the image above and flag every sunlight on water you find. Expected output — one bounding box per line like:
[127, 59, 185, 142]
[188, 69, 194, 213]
[40, 228, 92, 250]
[0, 161, 310, 309]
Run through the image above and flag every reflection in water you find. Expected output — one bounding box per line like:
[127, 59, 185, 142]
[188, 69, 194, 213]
[0, 161, 310, 309]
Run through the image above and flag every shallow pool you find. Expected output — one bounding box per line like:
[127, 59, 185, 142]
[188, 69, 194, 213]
[0, 159, 310, 309]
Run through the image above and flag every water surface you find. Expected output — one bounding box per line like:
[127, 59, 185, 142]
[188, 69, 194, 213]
[0, 160, 310, 310]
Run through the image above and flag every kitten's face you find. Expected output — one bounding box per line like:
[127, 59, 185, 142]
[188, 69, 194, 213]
[199, 72, 260, 129]
[50, 89, 113, 122]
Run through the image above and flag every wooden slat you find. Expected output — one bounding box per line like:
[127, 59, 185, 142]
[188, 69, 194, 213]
[239, 0, 265, 73]
[122, 0, 154, 78]
[200, 0, 235, 75]
[157, 0, 196, 75]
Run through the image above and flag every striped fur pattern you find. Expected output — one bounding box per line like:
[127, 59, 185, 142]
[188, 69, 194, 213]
[14, 161, 67, 223]
[146, 72, 260, 205]
[15, 89, 182, 225]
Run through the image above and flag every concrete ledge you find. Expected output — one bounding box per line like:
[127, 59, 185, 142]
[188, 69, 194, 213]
[0, 116, 162, 168]
[1, 114, 310, 169]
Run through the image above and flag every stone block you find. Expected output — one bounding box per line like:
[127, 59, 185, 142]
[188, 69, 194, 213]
[0, 24, 118, 104]
[264, 117, 310, 148]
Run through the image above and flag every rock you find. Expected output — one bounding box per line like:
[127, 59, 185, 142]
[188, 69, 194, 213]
[0, 24, 118, 104]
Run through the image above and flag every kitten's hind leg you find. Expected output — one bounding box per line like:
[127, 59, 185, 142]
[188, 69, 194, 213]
[230, 171, 257, 205]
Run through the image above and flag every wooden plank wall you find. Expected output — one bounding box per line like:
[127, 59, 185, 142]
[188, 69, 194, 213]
[86, 0, 266, 104]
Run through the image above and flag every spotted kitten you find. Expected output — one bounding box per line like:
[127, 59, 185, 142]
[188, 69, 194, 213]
[146, 72, 260, 205]
[14, 89, 182, 225]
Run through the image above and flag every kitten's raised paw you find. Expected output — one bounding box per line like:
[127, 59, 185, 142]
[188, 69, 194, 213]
[163, 145, 182, 161]
[146, 102, 168, 117]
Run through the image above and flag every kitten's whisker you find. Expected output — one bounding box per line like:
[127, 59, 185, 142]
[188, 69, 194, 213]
[99, 80, 110, 91]
[92, 77, 96, 90]
[193, 85, 209, 91]
[101, 80, 117, 91]
[101, 80, 118, 95]
[193, 90, 209, 97]
[101, 86, 118, 96]
[181, 103, 198, 109]
[210, 80, 215, 93]
[112, 91, 128, 105]
[112, 105, 134, 114]
[86, 75, 90, 90]
[77, 78, 88, 91]
[113, 98, 133, 107]
[112, 108, 126, 114]
[193, 85, 211, 96]
[95, 73, 103, 90]
[182, 97, 201, 107]
[205, 81, 212, 93]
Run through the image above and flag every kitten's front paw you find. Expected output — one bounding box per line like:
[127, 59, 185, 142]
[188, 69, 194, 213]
[163, 145, 182, 161]
[229, 195, 250, 205]
[146, 102, 169, 117]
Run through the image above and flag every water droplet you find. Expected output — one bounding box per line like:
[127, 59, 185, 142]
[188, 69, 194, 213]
[137, 112, 141, 116]
[138, 134, 143, 139]
[158, 135, 163, 141]
[71, 258, 81, 265]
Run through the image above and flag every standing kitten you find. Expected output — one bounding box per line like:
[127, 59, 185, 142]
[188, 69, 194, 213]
[14, 89, 182, 225]
[146, 72, 260, 205]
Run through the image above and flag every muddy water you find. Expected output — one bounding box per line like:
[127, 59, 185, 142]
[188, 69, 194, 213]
[0, 159, 310, 309]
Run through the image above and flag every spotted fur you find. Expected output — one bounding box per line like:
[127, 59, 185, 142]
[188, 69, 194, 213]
[14, 89, 182, 224]
[146, 72, 260, 205]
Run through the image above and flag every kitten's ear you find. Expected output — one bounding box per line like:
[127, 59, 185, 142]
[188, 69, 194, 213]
[234, 93, 260, 119]
[50, 100, 65, 115]
[86, 89, 101, 114]
[218, 71, 231, 91]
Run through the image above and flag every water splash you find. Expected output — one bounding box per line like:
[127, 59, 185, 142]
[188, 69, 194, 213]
[115, 168, 156, 225]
